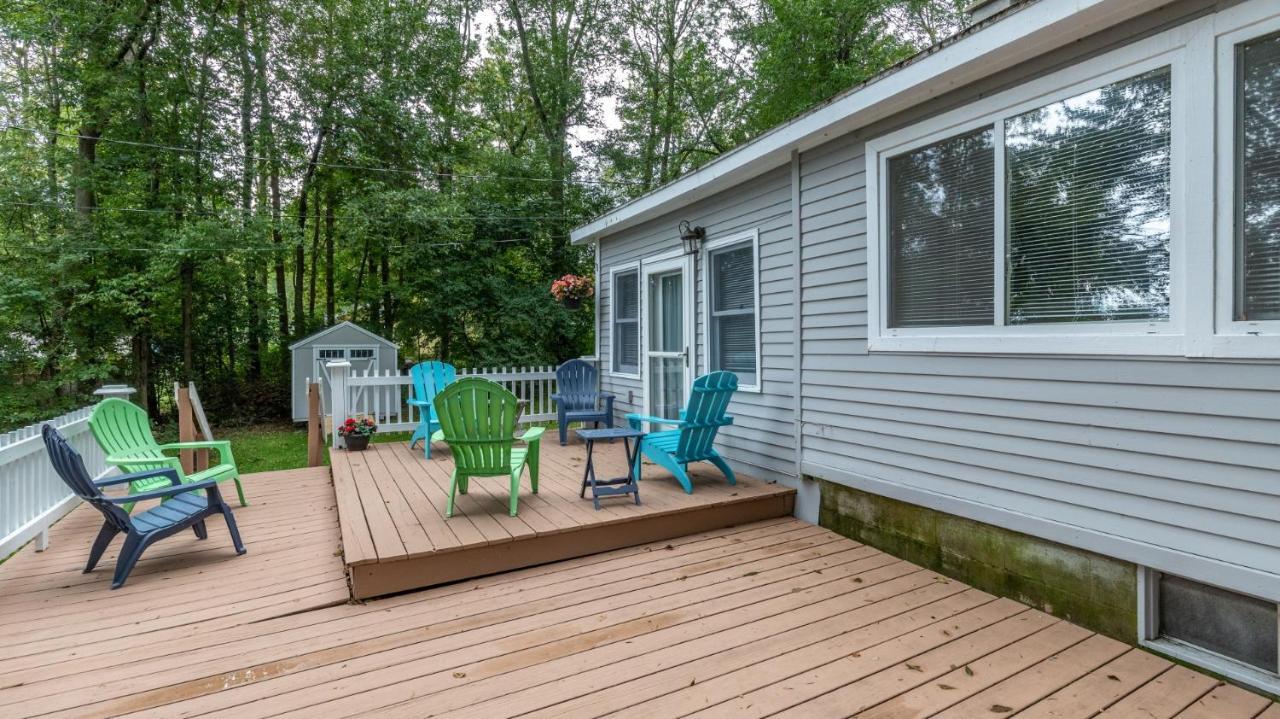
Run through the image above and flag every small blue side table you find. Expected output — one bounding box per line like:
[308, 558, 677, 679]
[577, 427, 643, 510]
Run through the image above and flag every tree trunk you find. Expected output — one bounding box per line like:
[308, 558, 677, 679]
[325, 189, 336, 325]
[308, 182, 320, 324]
[237, 0, 262, 380]
[381, 248, 392, 338]
[294, 127, 327, 338]
[250, 6, 288, 344]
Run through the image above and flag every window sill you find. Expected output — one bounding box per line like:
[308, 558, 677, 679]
[604, 370, 641, 381]
[869, 333, 1186, 356]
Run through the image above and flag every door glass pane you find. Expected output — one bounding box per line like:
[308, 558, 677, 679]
[1006, 67, 1172, 324]
[1236, 32, 1280, 321]
[647, 268, 685, 420]
[887, 126, 995, 327]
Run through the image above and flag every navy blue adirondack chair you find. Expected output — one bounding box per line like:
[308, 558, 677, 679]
[552, 359, 615, 446]
[41, 424, 246, 589]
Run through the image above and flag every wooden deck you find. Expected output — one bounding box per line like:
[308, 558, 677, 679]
[332, 439, 797, 598]
[1, 507, 1275, 718]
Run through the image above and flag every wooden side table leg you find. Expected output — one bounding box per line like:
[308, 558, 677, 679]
[580, 439, 594, 498]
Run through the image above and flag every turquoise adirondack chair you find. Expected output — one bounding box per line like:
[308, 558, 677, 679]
[433, 377, 543, 518]
[626, 371, 738, 494]
[407, 361, 456, 459]
[88, 398, 246, 509]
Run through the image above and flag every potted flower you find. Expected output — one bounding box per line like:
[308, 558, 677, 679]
[550, 273, 594, 310]
[339, 416, 377, 451]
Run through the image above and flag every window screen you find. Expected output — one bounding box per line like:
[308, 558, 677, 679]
[1006, 67, 1172, 324]
[613, 269, 639, 374]
[1236, 32, 1280, 321]
[708, 242, 757, 386]
[887, 126, 995, 328]
[1159, 573, 1278, 672]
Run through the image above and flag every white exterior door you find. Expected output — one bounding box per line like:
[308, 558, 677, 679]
[641, 254, 695, 421]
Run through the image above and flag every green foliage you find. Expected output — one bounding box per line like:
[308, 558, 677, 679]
[0, 0, 960, 431]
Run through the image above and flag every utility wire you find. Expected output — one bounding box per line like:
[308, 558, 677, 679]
[0, 199, 577, 222]
[0, 235, 550, 255]
[2, 124, 644, 186]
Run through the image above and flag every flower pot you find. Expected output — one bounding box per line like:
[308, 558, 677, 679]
[562, 297, 582, 310]
[345, 435, 370, 451]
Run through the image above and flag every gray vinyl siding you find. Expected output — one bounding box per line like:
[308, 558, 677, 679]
[597, 165, 797, 484]
[795, 1, 1280, 600]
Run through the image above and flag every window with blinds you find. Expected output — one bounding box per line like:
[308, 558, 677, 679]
[708, 241, 758, 387]
[612, 269, 639, 374]
[886, 127, 995, 328]
[1236, 32, 1280, 321]
[1006, 67, 1172, 324]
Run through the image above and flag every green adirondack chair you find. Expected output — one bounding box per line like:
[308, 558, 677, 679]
[433, 377, 543, 518]
[88, 398, 247, 509]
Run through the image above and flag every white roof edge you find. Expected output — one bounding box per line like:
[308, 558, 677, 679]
[571, 0, 1170, 245]
[288, 320, 396, 350]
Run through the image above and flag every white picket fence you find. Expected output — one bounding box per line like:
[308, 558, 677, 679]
[318, 361, 593, 448]
[0, 405, 111, 558]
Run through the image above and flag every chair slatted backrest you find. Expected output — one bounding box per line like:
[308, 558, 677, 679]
[89, 398, 169, 470]
[555, 359, 598, 412]
[410, 361, 457, 419]
[434, 377, 518, 475]
[42, 424, 132, 533]
[675, 371, 738, 461]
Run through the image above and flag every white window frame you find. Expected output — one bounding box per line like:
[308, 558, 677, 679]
[866, 26, 1198, 356]
[608, 261, 641, 378]
[1211, 4, 1280, 358]
[702, 229, 762, 393]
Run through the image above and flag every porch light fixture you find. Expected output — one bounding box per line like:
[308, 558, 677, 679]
[679, 221, 706, 255]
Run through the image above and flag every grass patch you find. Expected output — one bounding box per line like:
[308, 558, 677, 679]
[213, 424, 413, 475]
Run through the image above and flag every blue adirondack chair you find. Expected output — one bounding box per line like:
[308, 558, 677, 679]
[626, 371, 739, 494]
[552, 358, 615, 446]
[407, 361, 456, 458]
[41, 424, 246, 589]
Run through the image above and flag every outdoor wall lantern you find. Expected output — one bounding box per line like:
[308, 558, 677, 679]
[679, 220, 706, 255]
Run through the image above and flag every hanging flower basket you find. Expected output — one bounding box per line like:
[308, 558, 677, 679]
[551, 274, 593, 310]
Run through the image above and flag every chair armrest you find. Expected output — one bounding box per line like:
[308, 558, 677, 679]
[625, 413, 687, 431]
[723, 415, 735, 426]
[550, 393, 564, 401]
[519, 427, 546, 444]
[159, 440, 234, 467]
[599, 393, 616, 400]
[406, 398, 430, 407]
[106, 453, 184, 473]
[95, 468, 182, 488]
[107, 479, 220, 505]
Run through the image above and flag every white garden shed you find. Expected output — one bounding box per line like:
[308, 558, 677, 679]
[289, 321, 399, 422]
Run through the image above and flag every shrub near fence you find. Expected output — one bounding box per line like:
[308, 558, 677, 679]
[0, 405, 111, 558]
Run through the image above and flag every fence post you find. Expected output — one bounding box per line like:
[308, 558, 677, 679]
[176, 384, 196, 474]
[328, 360, 351, 449]
[307, 381, 325, 466]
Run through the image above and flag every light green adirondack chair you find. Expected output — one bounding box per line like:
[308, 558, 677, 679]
[433, 377, 543, 518]
[88, 398, 247, 509]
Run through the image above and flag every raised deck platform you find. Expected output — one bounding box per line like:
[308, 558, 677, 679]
[331, 439, 796, 599]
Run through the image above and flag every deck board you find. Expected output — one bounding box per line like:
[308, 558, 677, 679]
[335, 440, 797, 598]
[1, 510, 1276, 718]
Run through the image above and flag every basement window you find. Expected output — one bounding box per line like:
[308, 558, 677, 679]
[1140, 568, 1280, 693]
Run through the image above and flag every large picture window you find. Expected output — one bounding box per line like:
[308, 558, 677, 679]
[869, 56, 1178, 354]
[1236, 32, 1280, 322]
[705, 234, 759, 389]
[612, 268, 639, 375]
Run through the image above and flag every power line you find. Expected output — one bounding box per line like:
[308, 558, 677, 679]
[2, 124, 644, 187]
[0, 235, 548, 255]
[0, 199, 577, 223]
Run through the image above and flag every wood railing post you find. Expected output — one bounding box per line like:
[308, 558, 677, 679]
[328, 360, 351, 449]
[176, 384, 195, 474]
[307, 381, 325, 466]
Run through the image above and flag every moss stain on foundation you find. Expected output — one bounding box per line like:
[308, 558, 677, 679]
[816, 478, 1137, 642]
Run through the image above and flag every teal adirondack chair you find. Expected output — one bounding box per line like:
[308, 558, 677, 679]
[433, 377, 543, 518]
[407, 361, 456, 459]
[626, 371, 738, 494]
[88, 398, 246, 509]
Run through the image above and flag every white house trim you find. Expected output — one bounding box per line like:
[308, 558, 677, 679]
[606, 260, 642, 379]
